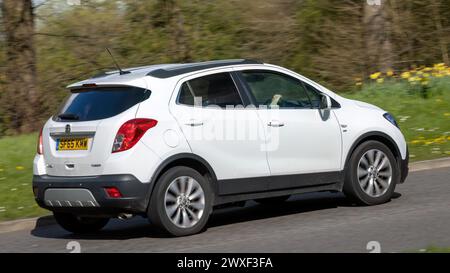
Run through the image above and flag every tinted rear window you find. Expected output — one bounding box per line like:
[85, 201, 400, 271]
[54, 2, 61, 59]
[55, 87, 150, 122]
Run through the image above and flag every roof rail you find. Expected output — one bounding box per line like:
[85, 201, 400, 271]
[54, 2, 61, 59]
[146, 59, 262, 78]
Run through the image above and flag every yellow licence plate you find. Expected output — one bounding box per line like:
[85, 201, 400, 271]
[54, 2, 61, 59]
[56, 138, 89, 151]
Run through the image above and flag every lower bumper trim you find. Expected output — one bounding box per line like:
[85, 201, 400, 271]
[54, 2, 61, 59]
[33, 174, 152, 216]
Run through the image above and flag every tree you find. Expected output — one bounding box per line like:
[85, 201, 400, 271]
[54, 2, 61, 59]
[363, 0, 393, 73]
[430, 0, 449, 65]
[0, 0, 38, 133]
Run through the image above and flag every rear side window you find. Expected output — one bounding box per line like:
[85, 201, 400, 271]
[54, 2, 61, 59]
[55, 86, 150, 122]
[178, 73, 243, 108]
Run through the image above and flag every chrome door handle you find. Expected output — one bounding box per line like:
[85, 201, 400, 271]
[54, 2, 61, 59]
[268, 121, 285, 127]
[185, 120, 204, 127]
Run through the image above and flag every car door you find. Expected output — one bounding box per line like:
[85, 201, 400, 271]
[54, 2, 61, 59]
[237, 69, 342, 190]
[169, 71, 270, 195]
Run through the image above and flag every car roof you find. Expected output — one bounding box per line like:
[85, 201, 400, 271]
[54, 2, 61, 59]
[67, 59, 263, 89]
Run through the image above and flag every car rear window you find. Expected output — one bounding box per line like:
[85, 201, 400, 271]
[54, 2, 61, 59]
[54, 86, 150, 122]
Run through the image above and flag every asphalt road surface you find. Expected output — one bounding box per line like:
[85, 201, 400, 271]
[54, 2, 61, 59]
[0, 167, 449, 253]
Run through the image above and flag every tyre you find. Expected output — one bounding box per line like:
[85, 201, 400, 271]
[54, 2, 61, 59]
[255, 195, 290, 205]
[343, 140, 399, 205]
[148, 166, 213, 236]
[53, 212, 109, 234]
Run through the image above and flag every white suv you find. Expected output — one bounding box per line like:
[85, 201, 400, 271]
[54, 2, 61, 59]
[33, 59, 409, 236]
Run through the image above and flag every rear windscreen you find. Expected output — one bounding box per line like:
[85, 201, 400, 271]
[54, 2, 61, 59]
[54, 86, 150, 122]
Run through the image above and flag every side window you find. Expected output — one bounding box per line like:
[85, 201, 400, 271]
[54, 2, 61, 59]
[241, 71, 312, 108]
[178, 83, 195, 105]
[302, 82, 322, 108]
[178, 73, 243, 107]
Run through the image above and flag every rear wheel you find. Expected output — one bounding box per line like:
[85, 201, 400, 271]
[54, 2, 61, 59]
[255, 195, 290, 205]
[53, 212, 109, 234]
[344, 140, 399, 205]
[148, 166, 213, 236]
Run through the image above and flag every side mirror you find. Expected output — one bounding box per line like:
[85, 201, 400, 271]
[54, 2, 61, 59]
[319, 94, 332, 110]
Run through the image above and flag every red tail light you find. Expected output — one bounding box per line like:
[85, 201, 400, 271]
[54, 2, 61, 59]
[37, 128, 43, 155]
[112, 118, 157, 153]
[104, 187, 122, 198]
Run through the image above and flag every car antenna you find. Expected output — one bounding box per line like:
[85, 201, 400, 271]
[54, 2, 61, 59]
[106, 48, 130, 75]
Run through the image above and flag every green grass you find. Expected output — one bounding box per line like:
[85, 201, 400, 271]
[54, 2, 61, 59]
[0, 134, 48, 221]
[409, 246, 450, 253]
[0, 78, 449, 222]
[344, 77, 450, 161]
[420, 247, 450, 253]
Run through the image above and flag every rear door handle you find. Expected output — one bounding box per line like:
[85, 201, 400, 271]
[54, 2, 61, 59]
[268, 120, 285, 127]
[185, 120, 204, 127]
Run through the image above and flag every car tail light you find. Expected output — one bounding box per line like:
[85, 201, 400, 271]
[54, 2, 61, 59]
[112, 118, 157, 153]
[104, 187, 122, 198]
[37, 128, 43, 155]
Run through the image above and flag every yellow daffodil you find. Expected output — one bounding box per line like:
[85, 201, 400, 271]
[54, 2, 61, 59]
[370, 72, 381, 80]
[401, 71, 411, 79]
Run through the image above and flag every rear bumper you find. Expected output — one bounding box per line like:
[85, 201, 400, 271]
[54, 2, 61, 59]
[32, 174, 152, 216]
[399, 147, 409, 183]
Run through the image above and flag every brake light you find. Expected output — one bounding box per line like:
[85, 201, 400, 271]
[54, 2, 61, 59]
[112, 118, 157, 153]
[37, 128, 43, 155]
[104, 187, 122, 198]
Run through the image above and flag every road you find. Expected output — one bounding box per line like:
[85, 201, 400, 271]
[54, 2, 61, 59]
[0, 167, 449, 253]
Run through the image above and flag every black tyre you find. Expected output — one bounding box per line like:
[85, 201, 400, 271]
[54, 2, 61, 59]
[53, 212, 109, 234]
[343, 140, 399, 205]
[147, 166, 213, 236]
[255, 195, 290, 205]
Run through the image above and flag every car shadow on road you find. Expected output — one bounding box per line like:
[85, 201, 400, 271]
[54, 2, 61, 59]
[30, 191, 402, 241]
[208, 191, 402, 228]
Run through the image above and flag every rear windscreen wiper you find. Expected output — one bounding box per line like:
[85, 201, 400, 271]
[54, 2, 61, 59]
[58, 113, 79, 120]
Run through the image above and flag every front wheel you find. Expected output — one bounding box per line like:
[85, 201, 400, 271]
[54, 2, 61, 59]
[53, 212, 109, 234]
[343, 140, 399, 205]
[148, 166, 213, 236]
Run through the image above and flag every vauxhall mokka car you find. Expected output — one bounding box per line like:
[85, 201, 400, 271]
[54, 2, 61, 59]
[33, 59, 409, 236]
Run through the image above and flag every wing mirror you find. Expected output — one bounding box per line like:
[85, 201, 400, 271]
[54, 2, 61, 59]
[319, 94, 332, 110]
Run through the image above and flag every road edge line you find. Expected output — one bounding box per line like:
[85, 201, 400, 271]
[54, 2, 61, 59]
[0, 215, 54, 234]
[409, 157, 450, 172]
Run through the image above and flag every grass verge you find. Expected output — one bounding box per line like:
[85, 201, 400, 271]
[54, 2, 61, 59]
[0, 134, 48, 221]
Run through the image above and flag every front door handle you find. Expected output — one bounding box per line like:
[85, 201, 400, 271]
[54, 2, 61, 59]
[185, 120, 204, 127]
[268, 120, 285, 127]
